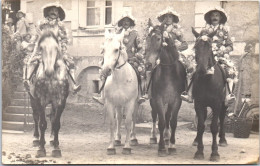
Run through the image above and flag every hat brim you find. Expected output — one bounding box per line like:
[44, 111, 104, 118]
[204, 10, 227, 24]
[158, 13, 179, 23]
[118, 16, 135, 27]
[43, 6, 65, 21]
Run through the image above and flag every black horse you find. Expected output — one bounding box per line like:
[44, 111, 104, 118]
[145, 25, 186, 156]
[191, 28, 228, 161]
[30, 31, 69, 158]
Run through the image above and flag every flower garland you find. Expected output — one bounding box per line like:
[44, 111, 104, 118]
[162, 23, 183, 46]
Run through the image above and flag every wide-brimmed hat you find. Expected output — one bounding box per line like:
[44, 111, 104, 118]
[42, 2, 65, 21]
[16, 10, 26, 17]
[204, 7, 228, 24]
[22, 33, 32, 40]
[157, 7, 180, 23]
[117, 13, 136, 27]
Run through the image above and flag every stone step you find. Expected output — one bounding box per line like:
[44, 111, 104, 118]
[6, 106, 51, 114]
[2, 121, 33, 131]
[12, 92, 29, 99]
[3, 113, 33, 122]
[2, 130, 24, 134]
[11, 99, 30, 106]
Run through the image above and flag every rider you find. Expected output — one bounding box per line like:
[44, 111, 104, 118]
[143, 7, 189, 99]
[93, 13, 146, 105]
[181, 7, 238, 104]
[24, 3, 81, 94]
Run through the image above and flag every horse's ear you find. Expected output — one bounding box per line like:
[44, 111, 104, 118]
[105, 28, 111, 39]
[208, 30, 217, 39]
[117, 28, 125, 42]
[192, 27, 200, 38]
[148, 18, 153, 27]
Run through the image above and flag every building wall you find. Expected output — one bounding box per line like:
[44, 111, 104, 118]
[22, 0, 259, 101]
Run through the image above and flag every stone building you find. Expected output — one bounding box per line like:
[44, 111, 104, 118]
[10, 0, 259, 102]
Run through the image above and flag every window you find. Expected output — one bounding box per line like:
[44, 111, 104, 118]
[86, 1, 100, 26]
[105, 0, 112, 25]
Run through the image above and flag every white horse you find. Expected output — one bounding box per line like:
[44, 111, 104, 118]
[102, 29, 139, 155]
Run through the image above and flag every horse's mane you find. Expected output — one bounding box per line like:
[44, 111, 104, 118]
[38, 31, 59, 46]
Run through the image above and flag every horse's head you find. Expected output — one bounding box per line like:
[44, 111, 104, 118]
[102, 29, 128, 74]
[192, 27, 217, 75]
[145, 23, 164, 70]
[38, 31, 61, 77]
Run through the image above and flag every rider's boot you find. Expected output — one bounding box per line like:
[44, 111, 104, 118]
[69, 69, 81, 94]
[138, 76, 146, 104]
[225, 78, 236, 105]
[142, 71, 152, 100]
[23, 65, 30, 92]
[181, 77, 193, 103]
[93, 90, 105, 105]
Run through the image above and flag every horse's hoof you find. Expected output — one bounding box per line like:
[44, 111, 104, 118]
[194, 152, 204, 160]
[50, 140, 54, 147]
[150, 137, 157, 144]
[210, 153, 220, 162]
[164, 139, 169, 146]
[36, 149, 46, 158]
[122, 148, 131, 155]
[107, 148, 116, 155]
[114, 140, 121, 146]
[219, 140, 228, 147]
[33, 140, 40, 147]
[158, 149, 167, 157]
[130, 139, 138, 146]
[168, 148, 177, 155]
[52, 149, 62, 158]
[192, 140, 198, 146]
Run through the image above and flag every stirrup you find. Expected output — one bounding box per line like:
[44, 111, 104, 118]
[226, 93, 236, 104]
[138, 97, 146, 104]
[73, 85, 81, 94]
[180, 92, 193, 103]
[93, 96, 104, 105]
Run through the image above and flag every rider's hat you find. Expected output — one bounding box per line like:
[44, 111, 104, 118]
[204, 7, 228, 24]
[117, 13, 136, 27]
[157, 7, 180, 23]
[16, 10, 26, 17]
[42, 2, 66, 21]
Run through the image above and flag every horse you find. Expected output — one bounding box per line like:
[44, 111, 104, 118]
[102, 29, 139, 155]
[30, 31, 69, 158]
[191, 28, 228, 161]
[145, 25, 186, 156]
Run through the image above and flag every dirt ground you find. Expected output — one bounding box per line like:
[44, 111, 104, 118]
[2, 101, 259, 164]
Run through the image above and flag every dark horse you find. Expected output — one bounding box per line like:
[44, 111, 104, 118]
[191, 28, 228, 161]
[145, 25, 186, 156]
[30, 31, 69, 157]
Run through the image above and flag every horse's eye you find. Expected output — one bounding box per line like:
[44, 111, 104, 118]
[157, 37, 161, 41]
[114, 49, 119, 52]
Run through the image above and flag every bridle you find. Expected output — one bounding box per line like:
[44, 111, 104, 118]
[113, 42, 127, 70]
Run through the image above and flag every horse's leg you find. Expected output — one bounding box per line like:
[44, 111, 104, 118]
[193, 107, 207, 146]
[169, 98, 182, 155]
[122, 99, 136, 155]
[130, 102, 138, 146]
[150, 98, 158, 144]
[51, 105, 64, 158]
[219, 103, 228, 147]
[154, 98, 167, 157]
[36, 107, 47, 157]
[209, 106, 220, 161]
[164, 107, 171, 146]
[30, 97, 40, 147]
[115, 107, 122, 146]
[49, 106, 55, 147]
[107, 101, 116, 155]
[194, 103, 206, 160]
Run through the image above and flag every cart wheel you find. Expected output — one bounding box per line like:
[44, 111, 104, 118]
[245, 105, 259, 132]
